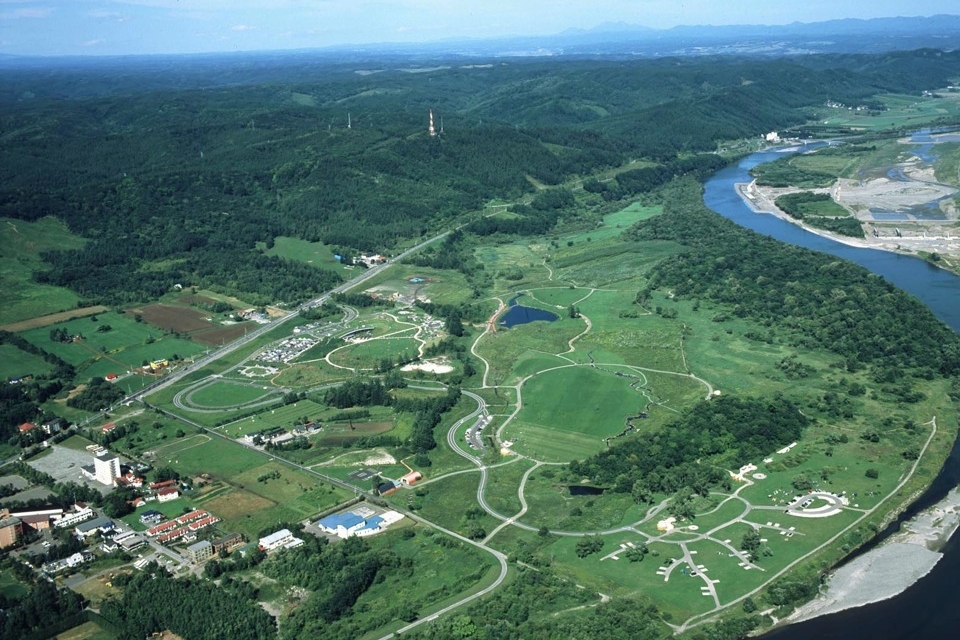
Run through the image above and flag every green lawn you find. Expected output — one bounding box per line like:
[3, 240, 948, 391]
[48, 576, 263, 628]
[186, 380, 279, 409]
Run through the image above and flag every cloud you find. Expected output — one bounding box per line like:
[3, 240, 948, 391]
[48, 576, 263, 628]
[89, 9, 131, 22]
[82, 39, 105, 47]
[3, 7, 53, 18]
[231, 24, 255, 31]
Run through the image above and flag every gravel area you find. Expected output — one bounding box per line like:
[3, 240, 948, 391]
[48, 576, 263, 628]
[786, 487, 960, 625]
[26, 446, 114, 496]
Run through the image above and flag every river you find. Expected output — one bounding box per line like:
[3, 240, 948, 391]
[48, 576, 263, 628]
[702, 146, 960, 639]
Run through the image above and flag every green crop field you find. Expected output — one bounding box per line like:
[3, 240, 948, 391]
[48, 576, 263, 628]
[244, 399, 327, 432]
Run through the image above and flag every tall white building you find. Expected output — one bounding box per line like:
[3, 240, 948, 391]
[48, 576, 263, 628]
[94, 454, 120, 486]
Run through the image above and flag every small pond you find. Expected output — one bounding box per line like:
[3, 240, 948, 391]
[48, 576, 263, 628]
[498, 295, 559, 328]
[568, 485, 606, 496]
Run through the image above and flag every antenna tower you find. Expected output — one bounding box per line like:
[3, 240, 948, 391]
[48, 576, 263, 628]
[428, 109, 436, 137]
[347, 113, 352, 129]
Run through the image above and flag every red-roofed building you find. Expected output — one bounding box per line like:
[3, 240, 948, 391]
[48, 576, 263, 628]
[18, 423, 36, 434]
[176, 510, 207, 525]
[149, 479, 177, 491]
[105, 373, 118, 381]
[101, 423, 117, 434]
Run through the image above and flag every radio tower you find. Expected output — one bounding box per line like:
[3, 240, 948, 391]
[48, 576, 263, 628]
[428, 109, 436, 137]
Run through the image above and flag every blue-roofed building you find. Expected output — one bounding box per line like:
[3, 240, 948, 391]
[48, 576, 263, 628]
[316, 510, 403, 539]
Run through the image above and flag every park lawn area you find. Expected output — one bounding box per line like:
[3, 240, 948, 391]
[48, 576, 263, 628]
[0, 343, 52, 380]
[187, 380, 279, 409]
[547, 535, 718, 620]
[58, 434, 98, 451]
[516, 470, 643, 531]
[327, 337, 420, 370]
[527, 286, 595, 309]
[683, 537, 772, 605]
[690, 498, 753, 532]
[480, 458, 536, 518]
[509, 365, 648, 455]
[511, 351, 574, 380]
[0, 216, 86, 325]
[475, 318, 582, 386]
[0, 569, 29, 599]
[564, 202, 663, 244]
[503, 420, 602, 461]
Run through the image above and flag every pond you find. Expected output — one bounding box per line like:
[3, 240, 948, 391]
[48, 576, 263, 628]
[568, 485, 606, 496]
[498, 295, 559, 328]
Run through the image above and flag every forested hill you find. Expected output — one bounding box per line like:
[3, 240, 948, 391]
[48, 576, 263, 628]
[629, 178, 960, 382]
[3, 50, 960, 305]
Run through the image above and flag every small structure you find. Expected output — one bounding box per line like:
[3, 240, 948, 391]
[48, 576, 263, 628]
[54, 506, 95, 528]
[657, 517, 677, 532]
[18, 422, 36, 434]
[401, 471, 423, 486]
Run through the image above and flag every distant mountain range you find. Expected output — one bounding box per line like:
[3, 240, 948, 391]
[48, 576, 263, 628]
[329, 14, 960, 59]
[1, 14, 959, 68]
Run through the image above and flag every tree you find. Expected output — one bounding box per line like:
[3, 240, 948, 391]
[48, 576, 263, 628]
[865, 468, 879, 479]
[741, 528, 762, 558]
[575, 535, 604, 559]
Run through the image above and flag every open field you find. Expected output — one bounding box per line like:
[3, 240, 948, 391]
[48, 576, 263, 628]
[564, 202, 663, 244]
[55, 621, 116, 640]
[0, 342, 52, 379]
[0, 217, 87, 325]
[328, 336, 420, 370]
[185, 380, 278, 409]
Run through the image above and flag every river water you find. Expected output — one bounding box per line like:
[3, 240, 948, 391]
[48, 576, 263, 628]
[702, 147, 960, 639]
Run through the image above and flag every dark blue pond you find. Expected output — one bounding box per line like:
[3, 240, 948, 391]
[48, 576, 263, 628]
[498, 295, 559, 328]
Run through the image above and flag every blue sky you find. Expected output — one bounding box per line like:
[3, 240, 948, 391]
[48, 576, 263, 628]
[1, 1, 957, 57]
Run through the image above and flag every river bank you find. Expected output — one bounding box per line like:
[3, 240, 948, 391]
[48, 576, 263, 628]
[778, 487, 960, 625]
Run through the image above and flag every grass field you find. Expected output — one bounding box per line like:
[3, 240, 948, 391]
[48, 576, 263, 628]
[186, 380, 278, 409]
[327, 337, 420, 370]
[0, 216, 87, 325]
[55, 621, 115, 640]
[262, 236, 343, 270]
[564, 202, 662, 244]
[0, 343, 52, 380]
[0, 569, 28, 599]
[506, 365, 649, 460]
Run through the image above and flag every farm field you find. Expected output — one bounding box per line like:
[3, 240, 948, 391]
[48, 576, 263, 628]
[0, 343, 52, 380]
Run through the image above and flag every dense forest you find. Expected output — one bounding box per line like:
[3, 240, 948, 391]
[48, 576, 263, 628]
[4, 50, 960, 305]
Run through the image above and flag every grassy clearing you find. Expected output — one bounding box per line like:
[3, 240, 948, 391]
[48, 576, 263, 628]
[54, 620, 116, 640]
[564, 202, 662, 244]
[0, 569, 28, 599]
[0, 216, 86, 325]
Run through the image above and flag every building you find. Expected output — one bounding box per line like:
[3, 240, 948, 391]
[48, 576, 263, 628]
[94, 454, 121, 486]
[212, 532, 244, 555]
[0, 516, 22, 549]
[186, 540, 214, 564]
[54, 506, 94, 528]
[156, 487, 180, 502]
[117, 534, 146, 552]
[258, 528, 303, 553]
[401, 471, 423, 486]
[139, 510, 164, 525]
[316, 510, 404, 539]
[18, 422, 36, 434]
[75, 516, 114, 539]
